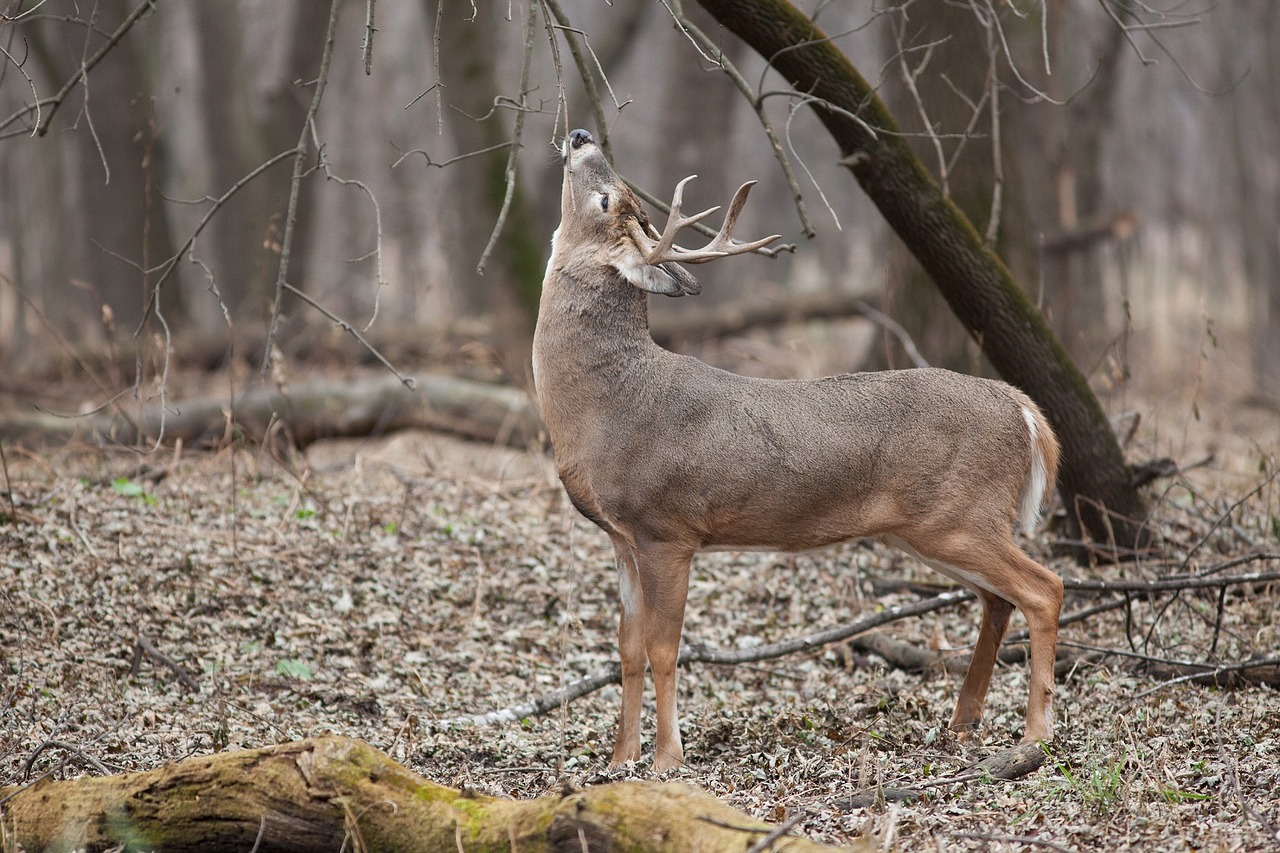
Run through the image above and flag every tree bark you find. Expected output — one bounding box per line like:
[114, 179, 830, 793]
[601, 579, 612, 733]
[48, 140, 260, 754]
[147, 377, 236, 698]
[695, 0, 1150, 556]
[0, 736, 840, 853]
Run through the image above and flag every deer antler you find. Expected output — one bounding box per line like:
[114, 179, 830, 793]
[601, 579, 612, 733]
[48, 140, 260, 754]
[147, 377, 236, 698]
[626, 176, 781, 265]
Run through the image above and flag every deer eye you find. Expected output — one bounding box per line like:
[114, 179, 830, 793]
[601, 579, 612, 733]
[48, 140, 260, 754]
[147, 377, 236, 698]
[599, 194, 610, 213]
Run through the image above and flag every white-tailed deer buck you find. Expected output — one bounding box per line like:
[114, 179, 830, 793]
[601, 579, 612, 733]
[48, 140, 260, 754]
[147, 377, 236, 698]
[533, 129, 1063, 772]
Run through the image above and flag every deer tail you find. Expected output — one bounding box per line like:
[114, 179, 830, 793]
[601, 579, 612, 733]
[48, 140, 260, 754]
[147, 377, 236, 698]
[1019, 404, 1060, 536]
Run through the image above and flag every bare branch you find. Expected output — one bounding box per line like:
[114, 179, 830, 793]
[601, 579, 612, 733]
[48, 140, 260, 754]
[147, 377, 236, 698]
[361, 0, 376, 75]
[438, 589, 973, 727]
[661, 0, 818, 238]
[391, 139, 512, 169]
[262, 0, 342, 379]
[310, 129, 387, 333]
[431, 0, 445, 134]
[282, 283, 415, 391]
[0, 0, 157, 138]
[542, 0, 616, 158]
[135, 148, 297, 333]
[475, 0, 537, 276]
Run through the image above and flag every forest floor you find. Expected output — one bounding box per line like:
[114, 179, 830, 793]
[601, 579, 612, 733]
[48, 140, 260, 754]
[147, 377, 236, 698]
[1, 365, 1278, 851]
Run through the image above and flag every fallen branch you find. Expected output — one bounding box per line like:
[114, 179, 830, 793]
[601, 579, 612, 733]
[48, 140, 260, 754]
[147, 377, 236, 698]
[842, 742, 1047, 809]
[0, 736, 840, 852]
[1130, 655, 1280, 697]
[1062, 564, 1280, 595]
[129, 633, 200, 693]
[439, 589, 972, 727]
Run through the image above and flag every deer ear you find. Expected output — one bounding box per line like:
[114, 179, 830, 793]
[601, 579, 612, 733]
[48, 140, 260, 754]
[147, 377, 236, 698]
[612, 257, 701, 297]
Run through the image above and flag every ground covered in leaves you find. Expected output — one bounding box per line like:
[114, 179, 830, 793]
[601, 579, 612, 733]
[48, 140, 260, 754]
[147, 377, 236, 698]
[2, 408, 1278, 850]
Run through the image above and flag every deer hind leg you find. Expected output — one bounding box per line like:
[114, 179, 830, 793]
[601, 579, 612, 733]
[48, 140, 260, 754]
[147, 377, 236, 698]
[910, 536, 1063, 744]
[633, 540, 694, 772]
[950, 591, 1014, 736]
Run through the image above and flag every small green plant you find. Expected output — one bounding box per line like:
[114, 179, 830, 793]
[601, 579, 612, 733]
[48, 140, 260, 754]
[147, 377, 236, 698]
[1156, 786, 1211, 804]
[275, 658, 313, 680]
[111, 477, 157, 506]
[1052, 751, 1127, 815]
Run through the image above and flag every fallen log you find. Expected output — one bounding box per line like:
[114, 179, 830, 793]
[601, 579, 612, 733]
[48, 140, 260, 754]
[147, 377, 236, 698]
[0, 736, 839, 853]
[0, 372, 544, 450]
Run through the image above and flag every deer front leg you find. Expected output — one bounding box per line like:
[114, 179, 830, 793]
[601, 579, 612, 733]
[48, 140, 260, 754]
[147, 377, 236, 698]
[610, 537, 646, 767]
[950, 591, 1014, 736]
[636, 541, 694, 772]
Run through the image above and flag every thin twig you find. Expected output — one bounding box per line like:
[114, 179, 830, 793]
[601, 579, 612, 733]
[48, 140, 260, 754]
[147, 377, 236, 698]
[1062, 566, 1280, 595]
[744, 810, 807, 853]
[20, 739, 114, 782]
[262, 0, 343, 379]
[281, 283, 415, 390]
[662, 0, 817, 237]
[542, 1, 612, 158]
[0, 0, 157, 138]
[310, 129, 387, 333]
[432, 0, 445, 134]
[0, 439, 14, 524]
[1128, 656, 1280, 702]
[361, 0, 377, 75]
[136, 149, 297, 336]
[1216, 706, 1280, 844]
[951, 832, 1075, 853]
[130, 633, 201, 693]
[475, 0, 536, 276]
[391, 140, 513, 170]
[852, 299, 929, 368]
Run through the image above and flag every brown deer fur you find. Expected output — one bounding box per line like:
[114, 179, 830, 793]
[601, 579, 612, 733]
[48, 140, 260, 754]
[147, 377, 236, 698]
[533, 129, 1063, 771]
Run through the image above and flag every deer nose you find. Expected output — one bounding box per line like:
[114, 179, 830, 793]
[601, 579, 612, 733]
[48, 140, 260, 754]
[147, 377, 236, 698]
[569, 129, 593, 149]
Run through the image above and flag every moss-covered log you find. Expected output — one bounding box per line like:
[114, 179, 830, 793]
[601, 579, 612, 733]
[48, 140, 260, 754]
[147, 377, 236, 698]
[0, 736, 840, 852]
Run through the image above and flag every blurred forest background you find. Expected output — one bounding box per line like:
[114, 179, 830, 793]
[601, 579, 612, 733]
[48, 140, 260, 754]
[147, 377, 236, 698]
[0, 0, 1277, 428]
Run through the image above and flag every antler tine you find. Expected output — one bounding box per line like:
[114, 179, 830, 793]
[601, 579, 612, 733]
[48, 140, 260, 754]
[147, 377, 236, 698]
[643, 175, 720, 263]
[633, 177, 780, 266]
[695, 181, 781, 260]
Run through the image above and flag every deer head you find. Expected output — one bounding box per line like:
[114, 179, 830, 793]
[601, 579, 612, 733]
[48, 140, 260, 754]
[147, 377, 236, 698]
[555, 128, 779, 298]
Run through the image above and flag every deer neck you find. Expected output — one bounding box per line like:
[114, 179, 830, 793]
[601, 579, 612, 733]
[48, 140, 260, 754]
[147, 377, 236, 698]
[533, 250, 665, 429]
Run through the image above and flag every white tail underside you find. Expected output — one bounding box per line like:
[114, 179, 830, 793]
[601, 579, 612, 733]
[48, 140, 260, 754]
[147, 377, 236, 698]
[1019, 406, 1049, 536]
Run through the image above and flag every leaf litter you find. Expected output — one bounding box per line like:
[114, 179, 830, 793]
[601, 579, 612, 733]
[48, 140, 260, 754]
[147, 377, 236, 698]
[1, 425, 1277, 851]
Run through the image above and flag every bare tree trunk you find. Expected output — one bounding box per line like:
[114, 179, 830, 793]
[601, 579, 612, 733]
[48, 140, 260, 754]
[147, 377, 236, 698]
[39, 0, 182, 335]
[1002, 0, 1129, 370]
[1220, 1, 1280, 402]
[875, 2, 995, 373]
[694, 0, 1151, 556]
[191, 0, 281, 329]
[0, 736, 840, 853]
[433, 2, 542, 376]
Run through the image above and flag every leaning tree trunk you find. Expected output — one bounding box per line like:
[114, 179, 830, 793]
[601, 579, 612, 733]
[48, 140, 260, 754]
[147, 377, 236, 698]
[0, 736, 840, 853]
[695, 0, 1150, 556]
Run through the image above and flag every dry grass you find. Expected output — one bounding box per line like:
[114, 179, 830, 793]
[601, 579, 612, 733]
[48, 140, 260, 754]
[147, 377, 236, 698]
[1, 415, 1277, 850]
